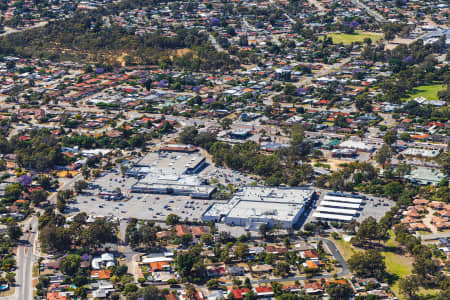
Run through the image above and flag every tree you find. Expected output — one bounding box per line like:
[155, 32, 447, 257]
[166, 214, 180, 225]
[243, 290, 257, 300]
[235, 243, 249, 260]
[4, 183, 23, 201]
[383, 181, 404, 200]
[81, 167, 90, 179]
[177, 253, 195, 278]
[6, 60, 16, 70]
[395, 163, 411, 177]
[353, 217, 388, 245]
[325, 282, 353, 300]
[180, 234, 193, 247]
[399, 132, 411, 142]
[56, 198, 66, 212]
[7, 221, 22, 241]
[274, 262, 290, 277]
[383, 130, 397, 145]
[5, 272, 15, 284]
[178, 126, 198, 145]
[200, 233, 213, 246]
[375, 144, 392, 168]
[259, 223, 269, 240]
[82, 219, 116, 250]
[126, 285, 163, 300]
[398, 275, 419, 299]
[437, 151, 450, 177]
[347, 249, 386, 280]
[220, 118, 232, 130]
[124, 284, 138, 294]
[206, 279, 219, 290]
[334, 115, 349, 128]
[59, 254, 81, 276]
[74, 180, 88, 194]
[38, 175, 54, 189]
[244, 277, 252, 289]
[30, 189, 48, 205]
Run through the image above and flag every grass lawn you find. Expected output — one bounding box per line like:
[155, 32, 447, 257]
[418, 287, 441, 296]
[322, 31, 383, 45]
[330, 237, 361, 261]
[385, 230, 397, 248]
[405, 84, 445, 101]
[381, 251, 413, 278]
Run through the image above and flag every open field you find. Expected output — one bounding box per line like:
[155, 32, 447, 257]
[322, 31, 383, 45]
[381, 251, 413, 278]
[332, 234, 415, 300]
[405, 84, 445, 101]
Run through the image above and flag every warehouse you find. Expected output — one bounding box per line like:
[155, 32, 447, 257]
[202, 186, 314, 229]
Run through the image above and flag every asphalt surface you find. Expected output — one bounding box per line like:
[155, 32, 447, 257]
[419, 232, 450, 241]
[5, 217, 37, 300]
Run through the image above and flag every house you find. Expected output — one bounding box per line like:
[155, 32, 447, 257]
[254, 286, 274, 297]
[413, 199, 429, 206]
[282, 285, 302, 293]
[206, 265, 226, 277]
[47, 291, 73, 300]
[91, 253, 115, 269]
[175, 225, 210, 237]
[300, 250, 320, 259]
[227, 265, 246, 276]
[229, 288, 251, 299]
[251, 264, 273, 273]
[266, 244, 288, 254]
[90, 269, 112, 280]
[303, 260, 320, 270]
[304, 281, 323, 294]
[208, 290, 227, 300]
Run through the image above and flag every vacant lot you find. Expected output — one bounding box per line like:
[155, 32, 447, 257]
[323, 31, 383, 45]
[405, 84, 445, 101]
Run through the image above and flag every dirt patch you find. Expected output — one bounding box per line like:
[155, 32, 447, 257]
[0, 286, 15, 297]
[324, 158, 352, 171]
[169, 48, 192, 60]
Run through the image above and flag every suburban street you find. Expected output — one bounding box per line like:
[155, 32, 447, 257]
[5, 216, 38, 300]
[351, 0, 385, 22]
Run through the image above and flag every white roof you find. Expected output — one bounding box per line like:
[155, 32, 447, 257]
[320, 201, 360, 209]
[226, 200, 303, 222]
[141, 256, 174, 264]
[316, 206, 358, 215]
[101, 253, 114, 261]
[312, 212, 353, 221]
[339, 140, 374, 151]
[323, 195, 363, 204]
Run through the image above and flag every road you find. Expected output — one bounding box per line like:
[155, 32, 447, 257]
[207, 33, 224, 52]
[48, 173, 83, 203]
[419, 232, 450, 241]
[5, 216, 38, 300]
[296, 57, 351, 87]
[305, 0, 327, 15]
[351, 0, 385, 22]
[0, 21, 48, 37]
